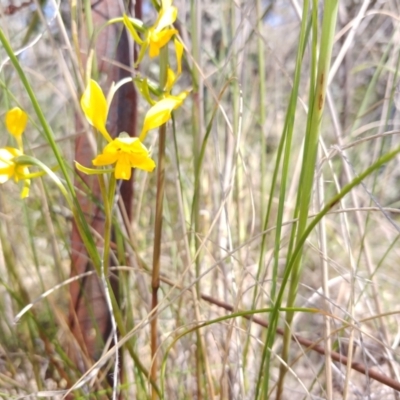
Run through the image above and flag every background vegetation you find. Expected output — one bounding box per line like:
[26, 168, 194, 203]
[1, 0, 400, 399]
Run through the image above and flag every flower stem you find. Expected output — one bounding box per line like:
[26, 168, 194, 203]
[98, 173, 119, 399]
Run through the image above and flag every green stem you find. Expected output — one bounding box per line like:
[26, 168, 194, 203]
[189, 0, 209, 398]
[98, 173, 119, 398]
[276, 2, 339, 398]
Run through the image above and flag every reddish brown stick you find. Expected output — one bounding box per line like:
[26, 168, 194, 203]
[69, 0, 140, 386]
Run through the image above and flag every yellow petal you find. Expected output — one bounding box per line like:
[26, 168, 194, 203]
[165, 68, 176, 92]
[0, 147, 31, 193]
[140, 98, 175, 139]
[125, 148, 156, 171]
[92, 152, 119, 166]
[123, 14, 144, 45]
[0, 147, 17, 163]
[174, 38, 183, 75]
[92, 137, 155, 178]
[149, 29, 177, 58]
[139, 94, 187, 140]
[115, 154, 132, 180]
[5, 107, 28, 137]
[170, 91, 188, 110]
[0, 170, 11, 183]
[14, 164, 30, 182]
[149, 41, 161, 58]
[156, 6, 177, 32]
[121, 137, 148, 154]
[0, 147, 21, 183]
[20, 179, 30, 199]
[75, 161, 114, 175]
[0, 156, 14, 183]
[134, 156, 156, 172]
[161, 0, 173, 9]
[80, 80, 113, 142]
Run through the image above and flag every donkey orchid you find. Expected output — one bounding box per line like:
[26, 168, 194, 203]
[0, 148, 29, 184]
[123, 0, 178, 64]
[138, 38, 188, 141]
[79, 80, 156, 179]
[1, 108, 31, 198]
[93, 134, 155, 180]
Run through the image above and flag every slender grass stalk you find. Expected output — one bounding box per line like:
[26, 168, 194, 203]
[316, 152, 333, 400]
[171, 141, 217, 399]
[217, 3, 246, 397]
[350, 36, 393, 133]
[257, 0, 267, 219]
[150, 44, 168, 400]
[189, 81, 235, 398]
[189, 0, 210, 398]
[70, 0, 84, 79]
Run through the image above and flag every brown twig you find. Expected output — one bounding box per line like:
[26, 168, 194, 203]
[3, 0, 33, 15]
[150, 122, 166, 400]
[198, 292, 400, 393]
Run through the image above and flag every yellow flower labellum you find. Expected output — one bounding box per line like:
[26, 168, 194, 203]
[80, 80, 113, 142]
[5, 107, 28, 137]
[148, 28, 178, 58]
[0, 147, 31, 198]
[140, 91, 188, 140]
[92, 135, 156, 180]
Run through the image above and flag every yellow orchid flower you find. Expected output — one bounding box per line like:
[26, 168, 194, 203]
[0, 147, 31, 198]
[135, 34, 186, 141]
[80, 80, 113, 142]
[123, 0, 178, 64]
[139, 91, 188, 141]
[149, 1, 178, 57]
[148, 27, 178, 58]
[92, 134, 156, 180]
[79, 80, 156, 178]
